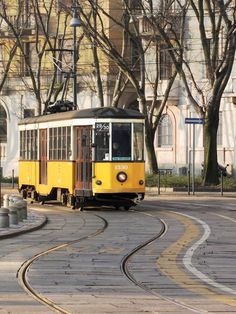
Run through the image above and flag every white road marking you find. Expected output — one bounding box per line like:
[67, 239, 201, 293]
[215, 213, 236, 223]
[172, 211, 236, 295]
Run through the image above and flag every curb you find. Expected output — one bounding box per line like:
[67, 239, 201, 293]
[0, 211, 48, 240]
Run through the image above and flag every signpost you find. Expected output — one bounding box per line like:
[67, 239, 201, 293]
[0, 139, 2, 207]
[185, 117, 204, 194]
[185, 118, 204, 125]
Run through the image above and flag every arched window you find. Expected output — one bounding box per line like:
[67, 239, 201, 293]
[0, 105, 7, 143]
[157, 114, 172, 147]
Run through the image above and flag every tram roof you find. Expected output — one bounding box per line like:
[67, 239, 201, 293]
[18, 107, 145, 125]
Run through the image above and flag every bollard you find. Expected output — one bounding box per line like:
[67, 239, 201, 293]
[14, 202, 23, 222]
[0, 208, 9, 228]
[8, 206, 18, 225]
[157, 171, 161, 195]
[19, 200, 27, 220]
[8, 195, 15, 207]
[3, 194, 9, 208]
[221, 170, 224, 196]
[12, 195, 23, 204]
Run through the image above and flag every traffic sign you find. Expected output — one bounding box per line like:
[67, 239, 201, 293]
[185, 117, 204, 124]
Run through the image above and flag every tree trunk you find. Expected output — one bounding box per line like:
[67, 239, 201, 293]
[145, 119, 158, 174]
[202, 107, 219, 185]
[138, 88, 158, 174]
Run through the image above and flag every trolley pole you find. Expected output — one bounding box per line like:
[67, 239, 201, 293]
[0, 138, 2, 207]
[157, 171, 160, 195]
[192, 124, 195, 195]
[221, 170, 224, 196]
[185, 117, 204, 195]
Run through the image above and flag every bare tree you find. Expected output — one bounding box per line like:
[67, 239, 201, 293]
[76, 0, 184, 173]
[147, 0, 236, 185]
[190, 0, 236, 185]
[0, 3, 20, 94]
[0, 0, 73, 115]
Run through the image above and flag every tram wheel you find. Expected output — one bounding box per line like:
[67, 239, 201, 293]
[38, 194, 45, 205]
[22, 189, 27, 199]
[62, 193, 67, 206]
[67, 194, 76, 209]
[75, 197, 85, 211]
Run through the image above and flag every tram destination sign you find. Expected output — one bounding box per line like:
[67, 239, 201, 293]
[185, 117, 204, 124]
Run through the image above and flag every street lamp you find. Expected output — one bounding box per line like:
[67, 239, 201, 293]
[0, 137, 2, 208]
[70, 7, 82, 110]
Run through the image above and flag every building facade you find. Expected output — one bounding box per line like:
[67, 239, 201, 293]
[0, 0, 236, 178]
[140, 0, 236, 176]
[0, 0, 136, 176]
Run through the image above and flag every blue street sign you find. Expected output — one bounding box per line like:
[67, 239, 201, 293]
[185, 118, 204, 124]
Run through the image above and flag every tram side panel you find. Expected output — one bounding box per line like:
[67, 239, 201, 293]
[19, 160, 75, 198]
[19, 160, 39, 196]
[38, 161, 75, 197]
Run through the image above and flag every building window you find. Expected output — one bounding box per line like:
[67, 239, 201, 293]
[130, 0, 141, 14]
[217, 112, 222, 146]
[159, 45, 173, 80]
[21, 42, 35, 76]
[130, 39, 139, 70]
[157, 114, 173, 147]
[24, 109, 35, 118]
[160, 0, 178, 12]
[0, 105, 7, 143]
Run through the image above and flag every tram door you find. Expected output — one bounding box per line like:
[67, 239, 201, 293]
[39, 129, 47, 184]
[75, 126, 92, 190]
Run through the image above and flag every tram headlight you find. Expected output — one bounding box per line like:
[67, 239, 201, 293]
[117, 172, 127, 183]
[96, 180, 102, 185]
[139, 180, 144, 185]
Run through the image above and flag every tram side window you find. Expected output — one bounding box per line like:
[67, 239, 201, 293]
[20, 130, 38, 160]
[49, 127, 71, 160]
[133, 123, 144, 161]
[112, 123, 131, 161]
[95, 123, 109, 161]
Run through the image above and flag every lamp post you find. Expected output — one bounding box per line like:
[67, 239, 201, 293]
[70, 6, 82, 110]
[0, 137, 2, 208]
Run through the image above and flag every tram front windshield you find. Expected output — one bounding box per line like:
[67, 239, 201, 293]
[112, 123, 131, 161]
[95, 122, 144, 161]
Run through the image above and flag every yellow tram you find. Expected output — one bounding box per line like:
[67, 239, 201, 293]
[18, 107, 145, 209]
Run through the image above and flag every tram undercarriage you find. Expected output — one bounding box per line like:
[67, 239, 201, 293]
[20, 185, 144, 210]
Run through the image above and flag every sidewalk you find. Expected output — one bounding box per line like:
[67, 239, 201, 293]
[0, 211, 47, 239]
[0, 186, 47, 239]
[145, 186, 236, 198]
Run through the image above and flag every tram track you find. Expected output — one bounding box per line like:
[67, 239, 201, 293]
[17, 213, 108, 314]
[122, 210, 209, 313]
[16, 204, 236, 313]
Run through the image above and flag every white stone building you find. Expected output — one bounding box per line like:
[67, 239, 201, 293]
[1, 1, 236, 178]
[142, 1, 236, 176]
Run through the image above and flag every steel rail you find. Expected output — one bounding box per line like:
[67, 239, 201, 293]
[17, 214, 108, 314]
[121, 210, 208, 314]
